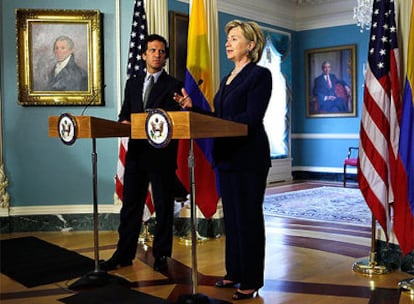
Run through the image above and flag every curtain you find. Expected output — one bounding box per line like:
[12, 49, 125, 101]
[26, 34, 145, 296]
[258, 37, 289, 159]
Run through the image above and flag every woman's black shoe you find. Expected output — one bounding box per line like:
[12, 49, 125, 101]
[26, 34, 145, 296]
[232, 289, 258, 300]
[215, 280, 238, 288]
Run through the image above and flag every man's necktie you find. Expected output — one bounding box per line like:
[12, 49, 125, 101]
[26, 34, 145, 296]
[143, 75, 154, 108]
[326, 75, 332, 88]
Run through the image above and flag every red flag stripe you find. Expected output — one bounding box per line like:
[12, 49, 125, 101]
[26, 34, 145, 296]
[115, 137, 128, 201]
[358, 172, 388, 228]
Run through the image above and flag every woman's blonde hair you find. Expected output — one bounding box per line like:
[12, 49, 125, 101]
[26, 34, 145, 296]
[225, 20, 265, 63]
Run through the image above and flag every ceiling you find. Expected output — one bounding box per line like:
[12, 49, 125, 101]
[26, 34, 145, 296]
[217, 0, 356, 31]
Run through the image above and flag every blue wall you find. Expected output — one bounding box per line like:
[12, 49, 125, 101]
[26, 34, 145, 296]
[291, 25, 369, 169]
[1, 1, 369, 209]
[2, 0, 122, 207]
[1, 0, 290, 208]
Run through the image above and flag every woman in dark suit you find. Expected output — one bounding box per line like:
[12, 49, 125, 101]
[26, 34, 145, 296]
[175, 20, 272, 300]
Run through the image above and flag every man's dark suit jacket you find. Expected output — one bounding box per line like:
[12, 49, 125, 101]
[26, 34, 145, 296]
[118, 71, 182, 171]
[47, 55, 88, 91]
[312, 73, 338, 105]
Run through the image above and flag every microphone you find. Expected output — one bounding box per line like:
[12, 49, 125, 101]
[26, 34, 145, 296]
[180, 79, 203, 103]
[195, 79, 203, 86]
[80, 85, 106, 116]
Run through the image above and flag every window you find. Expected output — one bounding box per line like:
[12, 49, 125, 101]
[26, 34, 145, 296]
[258, 37, 289, 159]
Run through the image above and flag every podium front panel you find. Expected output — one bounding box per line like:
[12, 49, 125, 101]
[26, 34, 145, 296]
[131, 111, 247, 140]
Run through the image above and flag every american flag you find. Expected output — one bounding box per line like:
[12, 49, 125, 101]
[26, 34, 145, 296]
[115, 0, 154, 218]
[126, 0, 147, 79]
[358, 0, 400, 241]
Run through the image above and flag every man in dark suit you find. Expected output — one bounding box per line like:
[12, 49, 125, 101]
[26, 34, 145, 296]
[312, 61, 349, 113]
[100, 34, 182, 272]
[46, 36, 88, 91]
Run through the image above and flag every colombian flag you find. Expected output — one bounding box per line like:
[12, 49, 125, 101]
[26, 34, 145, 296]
[176, 0, 219, 218]
[393, 3, 414, 256]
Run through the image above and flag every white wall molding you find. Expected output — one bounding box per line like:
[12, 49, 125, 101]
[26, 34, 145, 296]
[293, 165, 356, 174]
[292, 133, 359, 139]
[0, 207, 8, 217]
[2, 202, 226, 219]
[3, 204, 121, 217]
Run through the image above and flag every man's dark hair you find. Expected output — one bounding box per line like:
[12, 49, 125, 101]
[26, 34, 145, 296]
[142, 34, 169, 59]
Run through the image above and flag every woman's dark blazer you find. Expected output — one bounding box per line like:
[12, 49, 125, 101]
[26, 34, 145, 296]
[118, 71, 183, 171]
[212, 62, 272, 171]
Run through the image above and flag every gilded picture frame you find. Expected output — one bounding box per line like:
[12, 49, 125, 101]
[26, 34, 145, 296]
[305, 44, 356, 117]
[16, 9, 103, 106]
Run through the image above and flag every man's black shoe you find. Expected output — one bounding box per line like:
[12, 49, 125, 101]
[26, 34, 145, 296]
[153, 256, 168, 272]
[99, 257, 132, 271]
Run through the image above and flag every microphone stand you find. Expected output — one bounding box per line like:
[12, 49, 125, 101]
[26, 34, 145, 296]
[69, 138, 129, 290]
[176, 139, 230, 304]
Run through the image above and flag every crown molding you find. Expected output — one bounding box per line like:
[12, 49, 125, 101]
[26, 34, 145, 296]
[177, 0, 356, 31]
[218, 0, 297, 30]
[294, 0, 356, 30]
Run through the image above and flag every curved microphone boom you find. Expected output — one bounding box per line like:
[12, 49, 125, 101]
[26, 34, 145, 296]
[80, 84, 106, 116]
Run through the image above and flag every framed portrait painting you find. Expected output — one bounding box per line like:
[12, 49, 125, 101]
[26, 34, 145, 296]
[168, 11, 188, 83]
[16, 9, 103, 106]
[305, 44, 356, 117]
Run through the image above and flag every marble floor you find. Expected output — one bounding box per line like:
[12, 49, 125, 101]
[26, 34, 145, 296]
[0, 181, 413, 303]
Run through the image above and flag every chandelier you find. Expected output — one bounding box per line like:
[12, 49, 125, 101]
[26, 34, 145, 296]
[353, 0, 373, 32]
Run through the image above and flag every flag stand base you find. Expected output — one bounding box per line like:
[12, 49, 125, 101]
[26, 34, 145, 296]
[179, 231, 207, 246]
[398, 278, 414, 294]
[352, 256, 390, 275]
[352, 215, 391, 275]
[138, 221, 153, 244]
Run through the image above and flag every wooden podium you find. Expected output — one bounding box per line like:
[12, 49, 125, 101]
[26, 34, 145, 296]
[48, 115, 130, 289]
[48, 115, 130, 139]
[132, 111, 247, 303]
[131, 111, 247, 140]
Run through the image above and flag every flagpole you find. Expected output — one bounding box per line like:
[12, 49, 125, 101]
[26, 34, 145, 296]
[352, 215, 391, 275]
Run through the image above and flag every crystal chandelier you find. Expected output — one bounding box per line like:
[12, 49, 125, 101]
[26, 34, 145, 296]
[353, 0, 373, 32]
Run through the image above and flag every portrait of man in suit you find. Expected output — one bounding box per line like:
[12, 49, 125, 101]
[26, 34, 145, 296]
[306, 45, 356, 117]
[17, 10, 103, 106]
[30, 23, 89, 92]
[45, 36, 88, 91]
[312, 60, 351, 113]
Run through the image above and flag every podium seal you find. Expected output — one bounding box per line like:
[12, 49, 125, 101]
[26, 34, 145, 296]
[145, 109, 172, 148]
[57, 113, 78, 145]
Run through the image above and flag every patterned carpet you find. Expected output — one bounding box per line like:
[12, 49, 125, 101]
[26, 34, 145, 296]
[263, 186, 371, 226]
